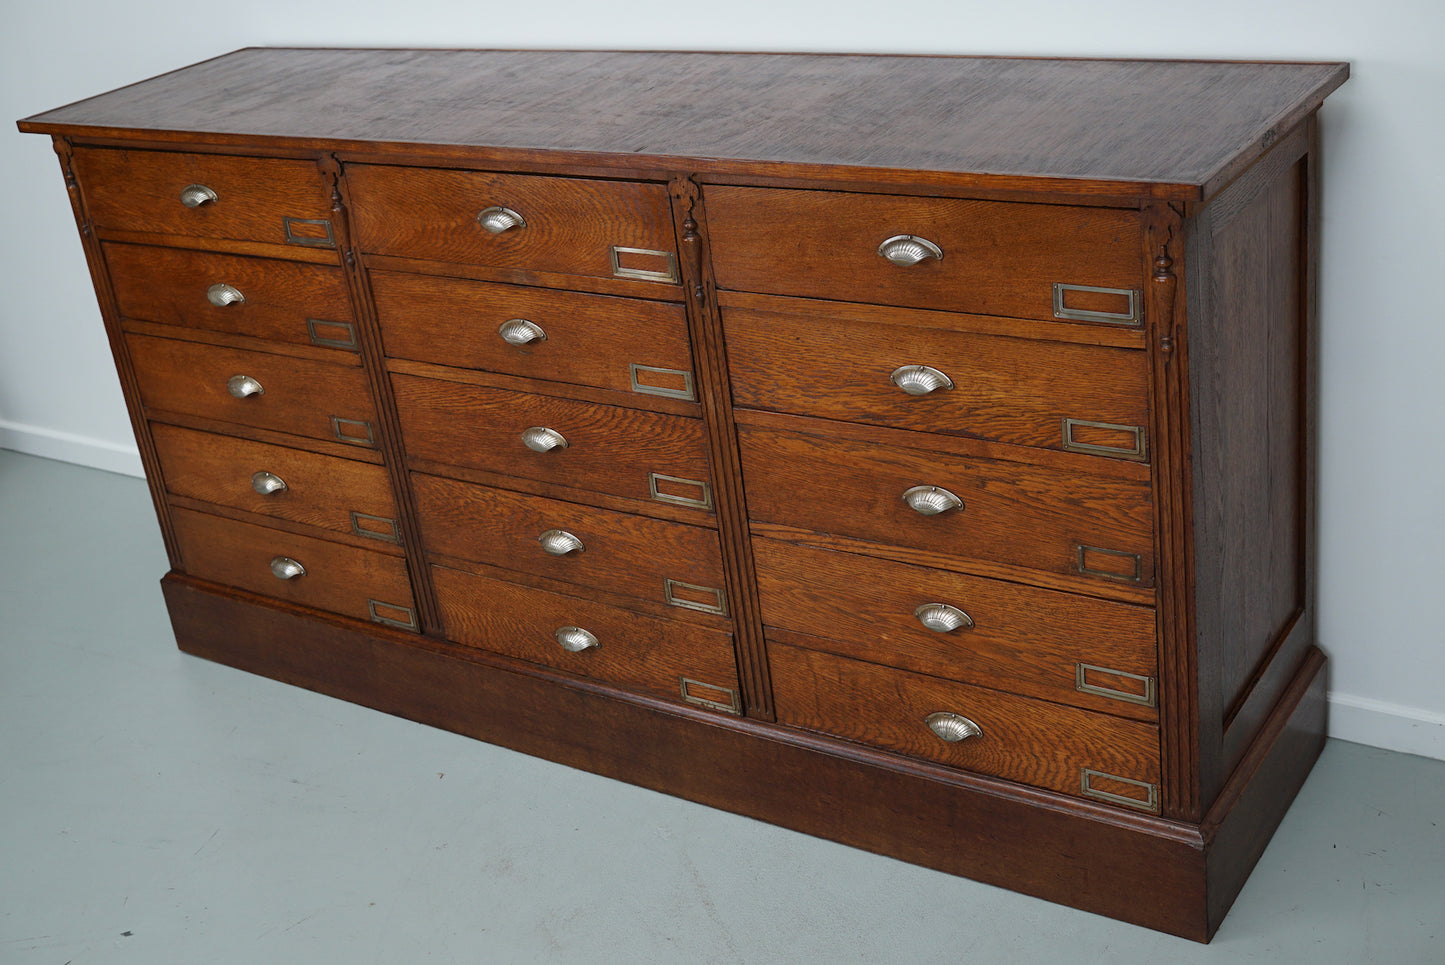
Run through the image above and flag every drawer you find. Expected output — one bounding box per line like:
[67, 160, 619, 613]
[152, 423, 400, 544]
[739, 423, 1154, 588]
[107, 243, 357, 350]
[753, 539, 1157, 719]
[170, 507, 417, 629]
[372, 272, 694, 399]
[127, 334, 378, 446]
[413, 473, 728, 617]
[726, 305, 1149, 459]
[71, 147, 335, 247]
[433, 564, 740, 712]
[706, 186, 1140, 322]
[770, 643, 1160, 810]
[392, 373, 713, 513]
[347, 166, 679, 284]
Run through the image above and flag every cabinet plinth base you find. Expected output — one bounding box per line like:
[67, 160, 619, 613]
[162, 573, 1327, 942]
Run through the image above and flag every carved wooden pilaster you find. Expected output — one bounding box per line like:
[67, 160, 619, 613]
[670, 175, 774, 721]
[321, 153, 443, 635]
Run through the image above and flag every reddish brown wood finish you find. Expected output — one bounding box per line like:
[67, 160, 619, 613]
[170, 507, 416, 626]
[707, 186, 1140, 319]
[23, 50, 1347, 202]
[739, 421, 1156, 589]
[769, 642, 1160, 805]
[151, 423, 399, 544]
[432, 564, 738, 707]
[128, 333, 377, 445]
[391, 372, 713, 512]
[370, 271, 693, 398]
[21, 49, 1345, 943]
[411, 471, 728, 617]
[753, 538, 1157, 719]
[346, 165, 679, 283]
[105, 243, 355, 348]
[725, 304, 1150, 454]
[71, 146, 335, 245]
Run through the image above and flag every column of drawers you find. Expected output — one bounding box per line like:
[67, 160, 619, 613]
[75, 146, 418, 629]
[344, 164, 744, 714]
[707, 185, 1165, 811]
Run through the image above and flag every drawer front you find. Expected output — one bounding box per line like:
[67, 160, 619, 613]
[770, 643, 1160, 810]
[347, 166, 679, 283]
[152, 423, 400, 544]
[171, 507, 416, 629]
[433, 564, 740, 711]
[739, 424, 1154, 587]
[372, 271, 694, 399]
[707, 186, 1140, 322]
[107, 243, 356, 350]
[127, 334, 378, 446]
[754, 539, 1157, 718]
[726, 306, 1149, 459]
[413, 473, 728, 617]
[72, 147, 335, 247]
[392, 374, 713, 512]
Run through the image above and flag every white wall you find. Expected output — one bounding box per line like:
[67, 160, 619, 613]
[4, 0, 1442, 760]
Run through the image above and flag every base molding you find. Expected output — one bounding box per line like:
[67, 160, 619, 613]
[0, 419, 143, 477]
[162, 574, 1327, 942]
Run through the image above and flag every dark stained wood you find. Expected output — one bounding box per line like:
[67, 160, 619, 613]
[151, 422, 399, 543]
[1204, 646, 1327, 936]
[669, 176, 776, 720]
[753, 539, 1157, 720]
[769, 643, 1160, 805]
[738, 422, 1156, 590]
[371, 271, 692, 399]
[1146, 200, 1205, 822]
[725, 304, 1150, 454]
[1197, 158, 1306, 723]
[24, 50, 1346, 201]
[163, 575, 1217, 938]
[391, 372, 712, 513]
[105, 242, 355, 348]
[24, 51, 1345, 942]
[127, 333, 378, 445]
[707, 186, 1141, 319]
[411, 471, 728, 618]
[69, 145, 334, 245]
[346, 164, 678, 283]
[169, 507, 415, 626]
[433, 563, 739, 709]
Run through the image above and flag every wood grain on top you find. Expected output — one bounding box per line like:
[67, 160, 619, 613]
[20, 48, 1347, 198]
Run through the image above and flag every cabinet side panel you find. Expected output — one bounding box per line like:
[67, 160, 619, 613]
[1190, 135, 1311, 777]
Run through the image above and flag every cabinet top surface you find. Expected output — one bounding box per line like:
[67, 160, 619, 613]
[20, 48, 1347, 199]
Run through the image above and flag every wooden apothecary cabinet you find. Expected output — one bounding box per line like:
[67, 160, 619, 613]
[20, 49, 1348, 941]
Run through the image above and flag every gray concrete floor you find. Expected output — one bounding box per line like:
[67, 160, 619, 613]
[2, 448, 1442, 963]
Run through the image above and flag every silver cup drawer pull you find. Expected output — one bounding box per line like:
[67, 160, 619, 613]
[877, 234, 943, 267]
[521, 426, 568, 452]
[554, 626, 599, 652]
[250, 471, 287, 495]
[269, 556, 306, 580]
[205, 283, 245, 307]
[538, 529, 586, 556]
[179, 183, 218, 208]
[924, 711, 982, 743]
[913, 603, 974, 633]
[227, 374, 264, 398]
[890, 364, 954, 396]
[499, 318, 546, 346]
[901, 484, 962, 517]
[477, 205, 527, 234]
